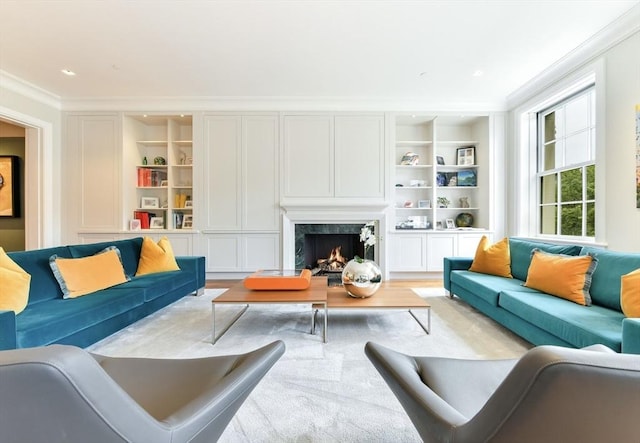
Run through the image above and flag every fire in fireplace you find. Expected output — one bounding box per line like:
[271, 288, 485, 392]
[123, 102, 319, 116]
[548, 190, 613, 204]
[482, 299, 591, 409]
[294, 223, 368, 273]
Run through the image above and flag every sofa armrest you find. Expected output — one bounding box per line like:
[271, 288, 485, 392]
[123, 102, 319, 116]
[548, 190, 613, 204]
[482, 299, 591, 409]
[443, 257, 473, 292]
[622, 318, 640, 354]
[0, 310, 17, 350]
[176, 256, 206, 291]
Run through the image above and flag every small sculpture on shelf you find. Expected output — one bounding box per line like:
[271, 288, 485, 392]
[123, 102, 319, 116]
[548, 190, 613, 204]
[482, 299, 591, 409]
[153, 156, 166, 165]
[459, 197, 470, 208]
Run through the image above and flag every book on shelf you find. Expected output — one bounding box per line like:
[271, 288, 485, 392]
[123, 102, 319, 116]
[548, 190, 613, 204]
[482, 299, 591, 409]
[133, 211, 156, 229]
[137, 168, 167, 187]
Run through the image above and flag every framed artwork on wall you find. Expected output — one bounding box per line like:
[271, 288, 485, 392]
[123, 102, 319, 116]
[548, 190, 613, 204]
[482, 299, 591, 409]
[0, 156, 20, 217]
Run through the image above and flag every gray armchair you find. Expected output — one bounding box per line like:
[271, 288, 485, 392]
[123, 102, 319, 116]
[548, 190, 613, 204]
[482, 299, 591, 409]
[365, 342, 640, 443]
[0, 341, 285, 443]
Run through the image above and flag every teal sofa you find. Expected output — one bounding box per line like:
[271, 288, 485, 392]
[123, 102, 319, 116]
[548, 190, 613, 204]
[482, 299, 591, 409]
[444, 238, 640, 354]
[0, 237, 205, 350]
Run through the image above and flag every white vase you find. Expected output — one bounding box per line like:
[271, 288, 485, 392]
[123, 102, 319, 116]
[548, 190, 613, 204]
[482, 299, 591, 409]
[341, 259, 382, 298]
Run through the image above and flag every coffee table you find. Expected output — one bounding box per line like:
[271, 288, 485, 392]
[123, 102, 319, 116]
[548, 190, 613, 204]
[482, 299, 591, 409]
[212, 276, 328, 344]
[312, 287, 431, 339]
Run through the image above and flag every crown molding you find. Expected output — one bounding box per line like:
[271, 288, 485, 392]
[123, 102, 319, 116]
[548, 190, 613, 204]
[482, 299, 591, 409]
[0, 70, 61, 110]
[59, 96, 506, 113]
[506, 3, 640, 109]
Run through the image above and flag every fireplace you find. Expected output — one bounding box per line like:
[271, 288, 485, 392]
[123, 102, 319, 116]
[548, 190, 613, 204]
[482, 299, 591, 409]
[280, 203, 387, 279]
[295, 224, 369, 271]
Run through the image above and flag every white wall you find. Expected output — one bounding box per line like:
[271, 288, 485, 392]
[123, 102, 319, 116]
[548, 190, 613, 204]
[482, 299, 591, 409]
[0, 83, 62, 248]
[506, 29, 640, 252]
[602, 31, 640, 251]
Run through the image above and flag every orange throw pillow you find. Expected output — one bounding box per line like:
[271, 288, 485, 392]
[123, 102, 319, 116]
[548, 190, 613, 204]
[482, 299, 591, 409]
[469, 236, 513, 278]
[524, 249, 597, 306]
[621, 268, 640, 317]
[136, 236, 180, 276]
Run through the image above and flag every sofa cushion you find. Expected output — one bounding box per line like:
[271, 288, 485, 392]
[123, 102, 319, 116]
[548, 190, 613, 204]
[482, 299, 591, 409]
[8, 246, 72, 304]
[621, 268, 640, 317]
[498, 290, 624, 351]
[579, 247, 640, 311]
[524, 250, 598, 306]
[69, 237, 143, 278]
[469, 236, 512, 278]
[509, 238, 582, 282]
[16, 287, 145, 348]
[0, 247, 31, 314]
[451, 270, 539, 306]
[136, 237, 180, 276]
[126, 270, 194, 301]
[49, 247, 128, 299]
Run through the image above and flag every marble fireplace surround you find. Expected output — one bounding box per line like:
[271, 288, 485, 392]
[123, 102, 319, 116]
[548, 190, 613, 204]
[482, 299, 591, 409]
[281, 203, 388, 273]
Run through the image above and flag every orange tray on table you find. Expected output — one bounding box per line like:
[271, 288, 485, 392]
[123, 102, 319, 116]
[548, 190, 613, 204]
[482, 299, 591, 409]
[243, 269, 312, 290]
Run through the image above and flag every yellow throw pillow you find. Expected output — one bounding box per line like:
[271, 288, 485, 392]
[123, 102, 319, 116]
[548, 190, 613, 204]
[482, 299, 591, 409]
[0, 247, 31, 314]
[469, 236, 513, 278]
[135, 236, 180, 276]
[621, 268, 640, 317]
[50, 247, 128, 299]
[524, 249, 597, 306]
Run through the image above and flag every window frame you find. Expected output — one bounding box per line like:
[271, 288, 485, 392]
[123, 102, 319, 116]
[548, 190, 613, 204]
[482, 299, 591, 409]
[535, 86, 596, 240]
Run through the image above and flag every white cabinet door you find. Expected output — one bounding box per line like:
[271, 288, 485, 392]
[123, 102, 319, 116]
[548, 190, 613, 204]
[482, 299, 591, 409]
[283, 115, 333, 198]
[427, 234, 456, 271]
[387, 233, 426, 271]
[335, 115, 385, 198]
[243, 116, 279, 231]
[242, 233, 280, 270]
[65, 115, 121, 233]
[204, 234, 241, 272]
[203, 116, 242, 230]
[458, 233, 486, 257]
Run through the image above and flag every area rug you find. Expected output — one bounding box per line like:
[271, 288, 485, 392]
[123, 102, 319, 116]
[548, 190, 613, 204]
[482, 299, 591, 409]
[88, 288, 531, 442]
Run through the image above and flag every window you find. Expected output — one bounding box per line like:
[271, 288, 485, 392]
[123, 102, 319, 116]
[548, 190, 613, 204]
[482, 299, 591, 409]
[537, 87, 595, 238]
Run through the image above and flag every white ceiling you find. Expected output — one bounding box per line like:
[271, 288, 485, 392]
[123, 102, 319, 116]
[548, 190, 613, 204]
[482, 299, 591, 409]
[0, 0, 638, 109]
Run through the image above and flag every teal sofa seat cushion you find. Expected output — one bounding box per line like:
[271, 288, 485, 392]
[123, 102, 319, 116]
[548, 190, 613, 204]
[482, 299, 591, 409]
[498, 290, 624, 351]
[509, 238, 582, 282]
[68, 237, 144, 278]
[451, 270, 538, 306]
[16, 288, 145, 348]
[8, 246, 72, 304]
[126, 270, 195, 302]
[579, 247, 640, 312]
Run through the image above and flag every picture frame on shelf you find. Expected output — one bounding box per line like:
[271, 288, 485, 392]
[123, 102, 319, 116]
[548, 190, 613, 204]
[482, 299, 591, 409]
[150, 217, 164, 229]
[141, 197, 160, 209]
[184, 200, 193, 208]
[445, 218, 455, 229]
[182, 214, 193, 229]
[456, 146, 475, 165]
[457, 169, 477, 186]
[129, 219, 141, 231]
[436, 156, 445, 165]
[436, 221, 443, 230]
[159, 180, 168, 187]
[418, 199, 431, 208]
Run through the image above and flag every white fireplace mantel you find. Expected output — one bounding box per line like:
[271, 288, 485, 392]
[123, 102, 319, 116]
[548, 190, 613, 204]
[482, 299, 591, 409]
[281, 201, 389, 271]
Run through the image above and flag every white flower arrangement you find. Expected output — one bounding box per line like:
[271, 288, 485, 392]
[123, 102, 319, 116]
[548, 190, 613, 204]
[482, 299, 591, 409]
[356, 221, 376, 262]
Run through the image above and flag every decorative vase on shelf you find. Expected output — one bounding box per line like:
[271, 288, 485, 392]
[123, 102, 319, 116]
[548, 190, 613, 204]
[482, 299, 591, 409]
[341, 258, 382, 298]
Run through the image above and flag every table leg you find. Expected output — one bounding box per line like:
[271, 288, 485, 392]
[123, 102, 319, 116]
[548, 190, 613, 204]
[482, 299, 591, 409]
[211, 304, 249, 344]
[323, 303, 328, 343]
[409, 307, 431, 335]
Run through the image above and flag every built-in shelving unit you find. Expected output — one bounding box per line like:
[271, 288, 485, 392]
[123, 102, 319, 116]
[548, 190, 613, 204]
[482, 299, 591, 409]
[124, 114, 193, 230]
[393, 114, 489, 232]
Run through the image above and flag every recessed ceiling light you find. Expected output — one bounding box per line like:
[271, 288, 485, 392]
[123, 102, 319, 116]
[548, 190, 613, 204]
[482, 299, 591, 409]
[61, 69, 76, 76]
[419, 71, 428, 77]
[472, 70, 484, 77]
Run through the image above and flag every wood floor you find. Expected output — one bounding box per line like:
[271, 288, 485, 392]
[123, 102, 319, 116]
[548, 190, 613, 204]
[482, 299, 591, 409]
[206, 279, 444, 289]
